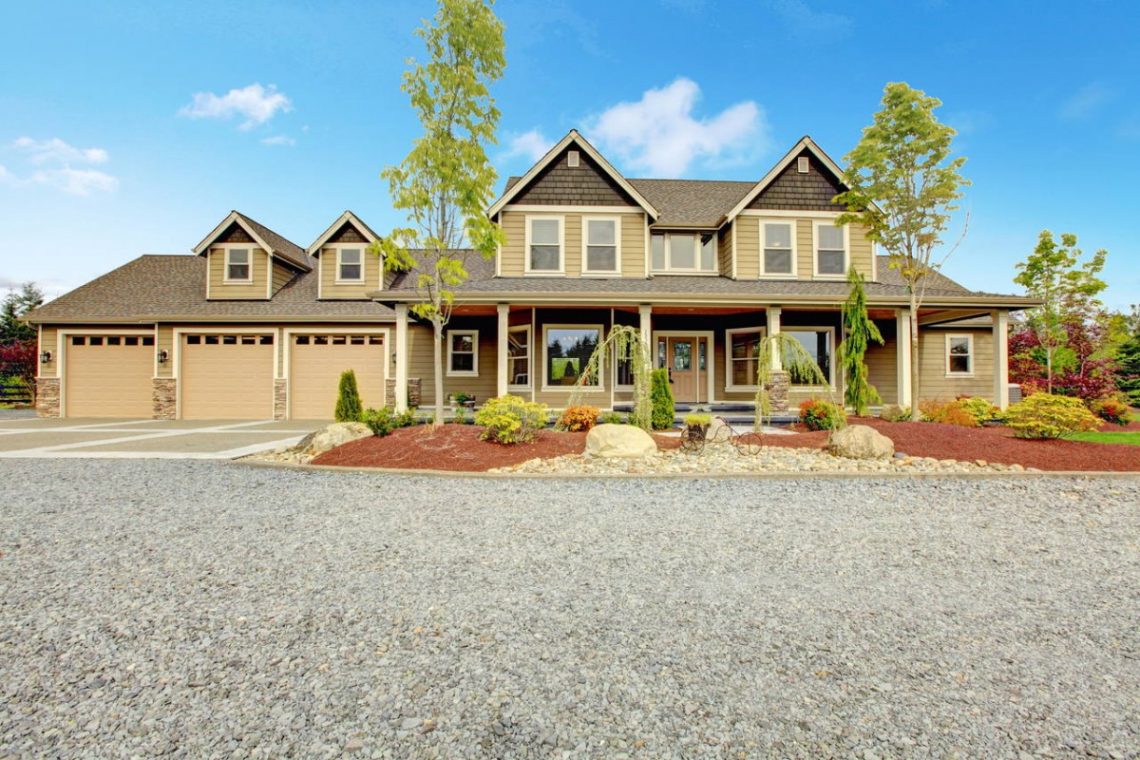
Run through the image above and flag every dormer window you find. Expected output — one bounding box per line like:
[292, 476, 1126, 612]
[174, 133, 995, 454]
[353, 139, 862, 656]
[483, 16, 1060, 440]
[337, 248, 363, 282]
[225, 248, 251, 282]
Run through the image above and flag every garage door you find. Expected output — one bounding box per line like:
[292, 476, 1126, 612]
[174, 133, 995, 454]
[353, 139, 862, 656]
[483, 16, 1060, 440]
[180, 333, 275, 419]
[289, 333, 386, 420]
[64, 334, 154, 417]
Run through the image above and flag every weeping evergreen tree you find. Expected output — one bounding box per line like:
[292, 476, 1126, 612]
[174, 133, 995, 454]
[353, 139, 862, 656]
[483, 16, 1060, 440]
[840, 267, 884, 416]
[565, 325, 653, 431]
[751, 335, 831, 429]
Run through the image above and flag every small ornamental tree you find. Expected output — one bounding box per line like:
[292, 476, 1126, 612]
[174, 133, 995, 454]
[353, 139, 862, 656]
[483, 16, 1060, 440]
[377, 0, 506, 426]
[1013, 231, 1107, 393]
[840, 267, 884, 416]
[334, 370, 363, 422]
[835, 82, 970, 421]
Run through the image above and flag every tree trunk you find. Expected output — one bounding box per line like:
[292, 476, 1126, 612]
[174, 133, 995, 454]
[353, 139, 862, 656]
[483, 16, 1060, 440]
[432, 318, 445, 428]
[909, 292, 921, 422]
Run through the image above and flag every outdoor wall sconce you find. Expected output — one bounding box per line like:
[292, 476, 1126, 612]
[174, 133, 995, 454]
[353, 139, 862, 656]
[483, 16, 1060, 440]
[40, 350, 52, 363]
[157, 349, 169, 364]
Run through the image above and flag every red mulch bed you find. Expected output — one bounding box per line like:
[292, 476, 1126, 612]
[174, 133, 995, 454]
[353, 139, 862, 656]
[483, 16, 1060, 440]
[766, 417, 1140, 472]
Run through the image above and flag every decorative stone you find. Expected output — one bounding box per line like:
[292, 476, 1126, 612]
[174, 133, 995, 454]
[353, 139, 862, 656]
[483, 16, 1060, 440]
[826, 425, 895, 460]
[302, 422, 373, 458]
[584, 424, 657, 458]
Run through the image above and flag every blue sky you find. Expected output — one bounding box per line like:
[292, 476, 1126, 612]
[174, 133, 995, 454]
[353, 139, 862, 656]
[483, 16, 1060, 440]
[1, 0, 1137, 310]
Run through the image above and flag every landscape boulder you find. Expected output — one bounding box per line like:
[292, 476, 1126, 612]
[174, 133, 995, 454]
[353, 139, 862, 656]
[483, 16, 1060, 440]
[585, 424, 657, 458]
[301, 422, 373, 458]
[827, 424, 895, 460]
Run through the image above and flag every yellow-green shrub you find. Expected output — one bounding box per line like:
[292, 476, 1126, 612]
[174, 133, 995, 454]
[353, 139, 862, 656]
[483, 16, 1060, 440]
[474, 395, 549, 444]
[1005, 393, 1101, 439]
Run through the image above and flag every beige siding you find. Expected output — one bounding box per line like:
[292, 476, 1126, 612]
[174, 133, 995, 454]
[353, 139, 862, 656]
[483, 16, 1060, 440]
[318, 246, 383, 299]
[918, 328, 995, 402]
[498, 210, 646, 278]
[207, 247, 270, 299]
[864, 319, 898, 405]
[733, 217, 875, 282]
[718, 222, 734, 278]
[39, 326, 58, 378]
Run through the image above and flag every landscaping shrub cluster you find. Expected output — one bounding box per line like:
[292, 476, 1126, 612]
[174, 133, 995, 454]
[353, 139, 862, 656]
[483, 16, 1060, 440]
[650, 368, 675, 430]
[799, 398, 846, 431]
[1005, 393, 1101, 439]
[1089, 396, 1130, 425]
[474, 394, 549, 444]
[361, 407, 418, 437]
[558, 405, 600, 432]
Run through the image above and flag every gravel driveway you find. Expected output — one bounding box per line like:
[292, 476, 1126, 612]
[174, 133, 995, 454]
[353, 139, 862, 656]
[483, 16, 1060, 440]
[1, 462, 1137, 759]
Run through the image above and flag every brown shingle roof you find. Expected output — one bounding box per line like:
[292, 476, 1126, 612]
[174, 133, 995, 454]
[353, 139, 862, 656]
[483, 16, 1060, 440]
[26, 255, 394, 324]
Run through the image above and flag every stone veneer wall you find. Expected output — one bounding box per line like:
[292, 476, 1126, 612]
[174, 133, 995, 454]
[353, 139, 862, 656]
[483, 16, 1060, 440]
[36, 378, 60, 417]
[152, 378, 177, 420]
[274, 379, 287, 420]
[385, 377, 423, 409]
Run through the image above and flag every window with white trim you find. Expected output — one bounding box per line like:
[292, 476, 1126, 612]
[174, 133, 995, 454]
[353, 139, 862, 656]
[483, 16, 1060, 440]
[814, 222, 847, 276]
[946, 334, 973, 376]
[726, 328, 766, 388]
[447, 330, 478, 376]
[527, 217, 563, 273]
[784, 328, 834, 386]
[650, 232, 717, 273]
[760, 221, 795, 276]
[508, 325, 531, 388]
[582, 217, 620, 274]
[544, 325, 602, 389]
[225, 248, 251, 282]
[337, 248, 363, 281]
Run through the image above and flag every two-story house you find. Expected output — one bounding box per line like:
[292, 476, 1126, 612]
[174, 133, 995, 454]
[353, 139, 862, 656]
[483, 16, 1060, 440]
[26, 130, 1035, 420]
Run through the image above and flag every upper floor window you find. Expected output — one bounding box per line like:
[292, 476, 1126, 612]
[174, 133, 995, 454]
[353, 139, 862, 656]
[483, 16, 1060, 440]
[225, 248, 251, 282]
[760, 221, 795, 276]
[526, 216, 563, 274]
[814, 222, 847, 277]
[651, 232, 716, 274]
[337, 248, 363, 282]
[582, 217, 620, 274]
[946, 334, 974, 376]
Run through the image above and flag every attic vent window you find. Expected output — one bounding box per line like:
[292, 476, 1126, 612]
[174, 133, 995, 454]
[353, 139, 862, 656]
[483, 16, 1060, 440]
[567, 150, 580, 168]
[797, 156, 809, 174]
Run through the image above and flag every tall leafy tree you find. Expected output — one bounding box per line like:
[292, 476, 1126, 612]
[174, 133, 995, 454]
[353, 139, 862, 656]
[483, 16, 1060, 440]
[835, 82, 969, 420]
[1, 282, 44, 344]
[840, 267, 884, 416]
[378, 0, 506, 424]
[1013, 230, 1107, 393]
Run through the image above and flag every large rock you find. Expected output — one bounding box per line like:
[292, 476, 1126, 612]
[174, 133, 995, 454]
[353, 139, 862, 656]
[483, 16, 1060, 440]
[827, 424, 894, 460]
[585, 424, 657, 458]
[302, 422, 373, 457]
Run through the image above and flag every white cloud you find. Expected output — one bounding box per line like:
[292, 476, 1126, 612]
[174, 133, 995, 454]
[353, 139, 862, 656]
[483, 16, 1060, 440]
[180, 83, 292, 130]
[503, 129, 553, 163]
[261, 135, 296, 147]
[765, 0, 852, 42]
[588, 78, 767, 177]
[1059, 82, 1114, 121]
[13, 137, 109, 165]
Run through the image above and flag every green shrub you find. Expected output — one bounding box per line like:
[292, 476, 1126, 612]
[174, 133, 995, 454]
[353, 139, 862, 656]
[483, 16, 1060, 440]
[956, 396, 1001, 425]
[558, 405, 600, 432]
[799, 398, 846, 431]
[683, 412, 712, 429]
[598, 411, 625, 425]
[474, 394, 549, 444]
[1090, 397, 1130, 426]
[361, 406, 419, 437]
[879, 404, 912, 422]
[650, 368, 675, 430]
[1005, 393, 1101, 439]
[334, 370, 363, 422]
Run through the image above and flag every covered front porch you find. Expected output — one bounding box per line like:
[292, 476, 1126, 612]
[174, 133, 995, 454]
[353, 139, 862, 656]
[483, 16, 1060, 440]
[388, 302, 1012, 416]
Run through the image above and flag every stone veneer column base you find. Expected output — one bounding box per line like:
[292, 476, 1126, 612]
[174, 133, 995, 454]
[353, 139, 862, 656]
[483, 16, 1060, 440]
[152, 378, 177, 420]
[385, 377, 423, 409]
[766, 371, 790, 413]
[274, 379, 287, 420]
[36, 378, 60, 417]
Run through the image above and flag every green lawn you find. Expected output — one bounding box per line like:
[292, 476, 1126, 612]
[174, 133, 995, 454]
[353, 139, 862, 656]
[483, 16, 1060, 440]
[1069, 431, 1140, 446]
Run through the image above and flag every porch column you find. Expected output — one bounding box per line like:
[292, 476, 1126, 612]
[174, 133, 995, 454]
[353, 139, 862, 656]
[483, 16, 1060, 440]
[638, 304, 652, 365]
[496, 303, 510, 398]
[767, 306, 782, 370]
[896, 308, 912, 408]
[992, 309, 1010, 410]
[394, 303, 409, 412]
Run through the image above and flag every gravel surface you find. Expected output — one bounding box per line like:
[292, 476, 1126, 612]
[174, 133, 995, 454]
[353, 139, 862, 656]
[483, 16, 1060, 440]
[1, 461, 1138, 759]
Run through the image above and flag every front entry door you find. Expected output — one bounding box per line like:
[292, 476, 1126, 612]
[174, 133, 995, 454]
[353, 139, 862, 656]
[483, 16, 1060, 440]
[663, 336, 704, 403]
